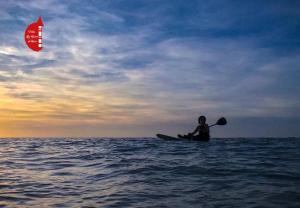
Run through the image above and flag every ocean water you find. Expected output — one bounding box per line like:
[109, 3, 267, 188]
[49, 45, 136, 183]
[0, 138, 299, 208]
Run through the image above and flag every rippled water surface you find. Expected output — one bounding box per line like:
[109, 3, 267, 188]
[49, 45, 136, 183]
[0, 138, 300, 207]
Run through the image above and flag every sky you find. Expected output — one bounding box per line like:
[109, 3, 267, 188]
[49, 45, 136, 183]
[0, 0, 299, 137]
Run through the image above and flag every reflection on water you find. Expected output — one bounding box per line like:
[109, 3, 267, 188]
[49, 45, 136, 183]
[0, 138, 300, 207]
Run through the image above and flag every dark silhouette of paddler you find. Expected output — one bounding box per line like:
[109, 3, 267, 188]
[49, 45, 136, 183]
[178, 115, 210, 141]
[177, 116, 227, 141]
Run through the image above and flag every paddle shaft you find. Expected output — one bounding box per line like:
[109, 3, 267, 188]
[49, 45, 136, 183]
[209, 117, 227, 127]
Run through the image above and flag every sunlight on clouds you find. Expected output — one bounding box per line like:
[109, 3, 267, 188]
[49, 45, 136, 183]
[0, 46, 19, 55]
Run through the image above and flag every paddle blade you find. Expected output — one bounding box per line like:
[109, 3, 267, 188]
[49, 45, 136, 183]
[216, 117, 227, 125]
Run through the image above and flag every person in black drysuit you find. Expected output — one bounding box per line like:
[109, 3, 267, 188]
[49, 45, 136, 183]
[178, 116, 210, 141]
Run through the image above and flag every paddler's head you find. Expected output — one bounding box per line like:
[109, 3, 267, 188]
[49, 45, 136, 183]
[198, 116, 206, 125]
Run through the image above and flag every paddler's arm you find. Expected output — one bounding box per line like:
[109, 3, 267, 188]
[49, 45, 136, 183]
[189, 126, 199, 136]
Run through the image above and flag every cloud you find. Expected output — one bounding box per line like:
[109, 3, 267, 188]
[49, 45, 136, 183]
[0, 75, 11, 82]
[6, 91, 49, 101]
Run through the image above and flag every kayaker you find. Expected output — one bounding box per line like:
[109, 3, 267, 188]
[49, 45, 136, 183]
[178, 116, 210, 141]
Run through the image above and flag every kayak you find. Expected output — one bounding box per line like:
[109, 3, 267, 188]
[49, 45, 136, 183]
[156, 117, 227, 142]
[156, 134, 181, 140]
[156, 134, 209, 141]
